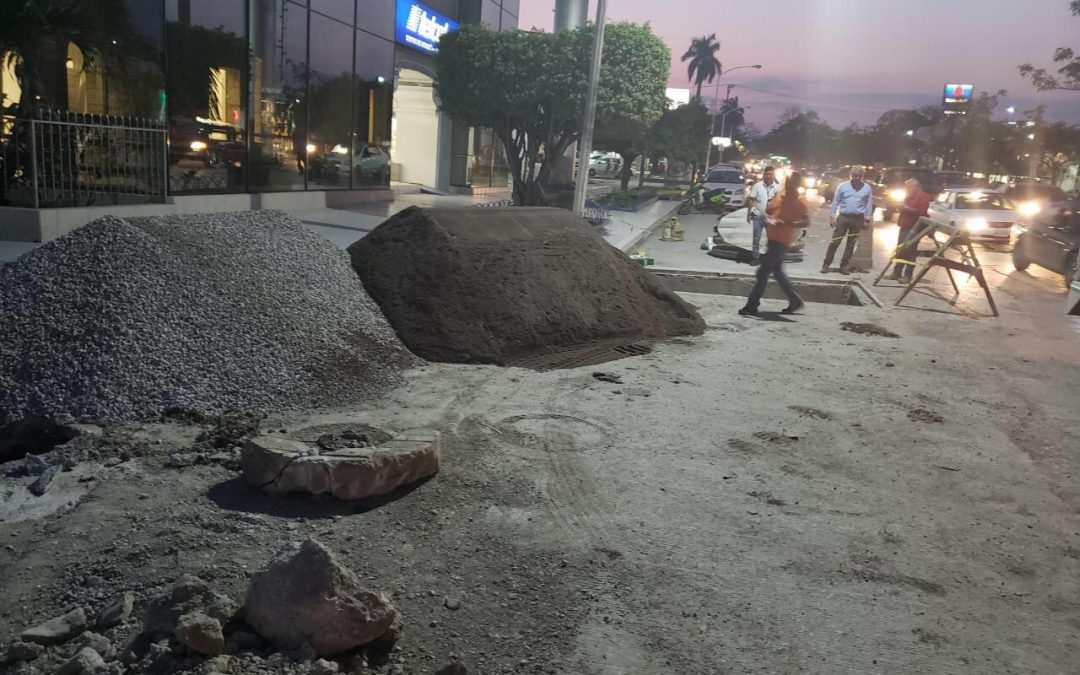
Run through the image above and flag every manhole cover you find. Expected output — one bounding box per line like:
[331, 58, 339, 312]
[506, 338, 654, 371]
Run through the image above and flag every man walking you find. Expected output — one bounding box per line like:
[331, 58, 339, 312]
[749, 166, 782, 265]
[821, 165, 874, 274]
[887, 178, 930, 281]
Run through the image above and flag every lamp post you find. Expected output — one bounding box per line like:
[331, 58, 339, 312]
[572, 0, 607, 216]
[702, 64, 761, 179]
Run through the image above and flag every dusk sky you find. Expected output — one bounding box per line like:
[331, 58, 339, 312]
[517, 0, 1080, 130]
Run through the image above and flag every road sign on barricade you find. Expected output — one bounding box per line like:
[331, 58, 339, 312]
[874, 216, 998, 317]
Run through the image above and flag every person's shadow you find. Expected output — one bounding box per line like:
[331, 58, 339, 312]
[746, 311, 796, 322]
[206, 475, 434, 520]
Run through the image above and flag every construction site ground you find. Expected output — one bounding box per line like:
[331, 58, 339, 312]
[2, 204, 1079, 674]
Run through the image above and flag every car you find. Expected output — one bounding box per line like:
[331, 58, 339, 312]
[1012, 200, 1080, 284]
[937, 171, 987, 190]
[702, 166, 748, 209]
[927, 188, 1019, 243]
[818, 170, 844, 201]
[1003, 182, 1068, 219]
[317, 141, 391, 183]
[872, 167, 943, 221]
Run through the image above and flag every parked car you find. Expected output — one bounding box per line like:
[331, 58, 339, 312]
[317, 141, 390, 183]
[1004, 182, 1068, 219]
[872, 167, 942, 220]
[927, 188, 1019, 243]
[701, 166, 748, 210]
[1013, 200, 1080, 284]
[937, 171, 987, 190]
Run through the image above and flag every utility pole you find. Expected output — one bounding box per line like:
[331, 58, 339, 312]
[572, 0, 607, 216]
[553, 0, 588, 187]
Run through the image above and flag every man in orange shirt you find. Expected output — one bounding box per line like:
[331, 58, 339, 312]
[888, 178, 930, 280]
[739, 172, 808, 316]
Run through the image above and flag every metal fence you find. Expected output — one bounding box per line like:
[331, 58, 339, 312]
[0, 109, 167, 208]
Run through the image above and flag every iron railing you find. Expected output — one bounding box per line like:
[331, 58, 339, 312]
[0, 109, 167, 208]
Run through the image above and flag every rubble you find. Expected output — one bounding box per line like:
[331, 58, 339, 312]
[96, 592, 134, 630]
[0, 211, 417, 423]
[241, 429, 440, 500]
[243, 539, 399, 657]
[57, 646, 106, 675]
[175, 611, 226, 656]
[20, 607, 88, 645]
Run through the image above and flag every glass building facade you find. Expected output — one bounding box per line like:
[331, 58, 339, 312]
[0, 0, 517, 199]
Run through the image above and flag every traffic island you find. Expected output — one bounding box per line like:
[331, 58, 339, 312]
[241, 429, 440, 500]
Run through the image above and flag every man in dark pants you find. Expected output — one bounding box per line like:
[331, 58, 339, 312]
[739, 172, 807, 316]
[821, 165, 874, 274]
[887, 178, 930, 280]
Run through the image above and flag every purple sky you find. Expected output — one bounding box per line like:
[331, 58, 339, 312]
[518, 0, 1080, 130]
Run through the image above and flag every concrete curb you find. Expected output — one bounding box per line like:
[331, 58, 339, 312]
[620, 201, 684, 253]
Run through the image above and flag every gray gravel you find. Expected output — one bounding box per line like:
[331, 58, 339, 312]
[0, 211, 417, 423]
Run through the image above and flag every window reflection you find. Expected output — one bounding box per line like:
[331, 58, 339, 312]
[307, 14, 354, 190]
[352, 34, 393, 188]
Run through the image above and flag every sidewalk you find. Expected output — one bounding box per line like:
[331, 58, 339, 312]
[0, 190, 678, 263]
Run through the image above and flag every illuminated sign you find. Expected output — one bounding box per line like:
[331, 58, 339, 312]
[395, 0, 458, 55]
[943, 83, 974, 105]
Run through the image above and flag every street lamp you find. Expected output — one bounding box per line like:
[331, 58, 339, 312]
[1006, 106, 1016, 114]
[702, 65, 762, 177]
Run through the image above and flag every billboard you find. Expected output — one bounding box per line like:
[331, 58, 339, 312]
[395, 0, 458, 55]
[943, 83, 974, 105]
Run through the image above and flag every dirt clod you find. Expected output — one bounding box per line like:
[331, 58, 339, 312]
[908, 408, 945, 423]
[840, 322, 901, 338]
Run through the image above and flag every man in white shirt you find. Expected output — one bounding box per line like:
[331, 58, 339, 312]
[822, 165, 874, 274]
[748, 166, 782, 264]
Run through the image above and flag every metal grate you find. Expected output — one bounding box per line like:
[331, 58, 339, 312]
[505, 338, 654, 371]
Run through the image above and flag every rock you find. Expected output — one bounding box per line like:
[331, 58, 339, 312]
[201, 655, 234, 674]
[435, 664, 469, 675]
[143, 576, 236, 635]
[202, 592, 238, 624]
[27, 464, 59, 496]
[97, 592, 135, 629]
[165, 453, 196, 468]
[2, 641, 43, 662]
[57, 647, 105, 675]
[243, 539, 399, 656]
[309, 658, 339, 675]
[77, 632, 115, 660]
[443, 597, 461, 611]
[21, 608, 88, 645]
[224, 630, 262, 652]
[242, 429, 440, 501]
[88, 664, 125, 675]
[174, 612, 225, 656]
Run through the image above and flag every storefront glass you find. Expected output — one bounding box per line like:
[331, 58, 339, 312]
[356, 0, 395, 40]
[353, 35, 394, 188]
[250, 0, 308, 191]
[165, 0, 248, 193]
[307, 13, 355, 190]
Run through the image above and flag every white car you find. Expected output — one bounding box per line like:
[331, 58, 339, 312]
[702, 166, 749, 209]
[928, 188, 1019, 243]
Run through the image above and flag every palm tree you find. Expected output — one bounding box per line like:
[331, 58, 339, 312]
[681, 34, 722, 101]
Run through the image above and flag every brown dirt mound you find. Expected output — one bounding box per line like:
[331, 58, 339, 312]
[348, 207, 705, 365]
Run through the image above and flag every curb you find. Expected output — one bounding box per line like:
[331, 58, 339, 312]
[620, 201, 683, 253]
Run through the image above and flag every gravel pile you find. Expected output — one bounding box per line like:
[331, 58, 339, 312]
[0, 211, 417, 423]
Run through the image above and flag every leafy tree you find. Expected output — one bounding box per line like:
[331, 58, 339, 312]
[680, 34, 721, 101]
[435, 22, 671, 205]
[166, 21, 248, 123]
[591, 23, 670, 189]
[1019, 1, 1080, 92]
[646, 101, 709, 181]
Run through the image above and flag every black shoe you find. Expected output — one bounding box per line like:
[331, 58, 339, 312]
[749, 258, 762, 267]
[820, 265, 830, 274]
[781, 301, 804, 314]
[839, 266, 851, 275]
[738, 306, 759, 316]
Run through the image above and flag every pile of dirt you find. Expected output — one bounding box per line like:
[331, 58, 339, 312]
[348, 207, 705, 365]
[0, 211, 417, 423]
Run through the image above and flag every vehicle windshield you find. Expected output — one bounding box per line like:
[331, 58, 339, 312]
[706, 170, 745, 184]
[1011, 185, 1067, 201]
[954, 193, 1012, 210]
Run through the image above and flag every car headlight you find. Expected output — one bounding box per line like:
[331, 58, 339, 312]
[305, 143, 317, 155]
[965, 217, 989, 232]
[889, 188, 907, 202]
[803, 177, 817, 188]
[189, 140, 207, 151]
[1018, 200, 1041, 218]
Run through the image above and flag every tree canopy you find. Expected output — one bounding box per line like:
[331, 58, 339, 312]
[1019, 1, 1080, 92]
[434, 22, 670, 205]
[681, 34, 721, 100]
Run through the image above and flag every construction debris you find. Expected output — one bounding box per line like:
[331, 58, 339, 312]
[348, 207, 704, 365]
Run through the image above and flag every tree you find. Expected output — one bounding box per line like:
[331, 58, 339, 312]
[681, 34, 721, 101]
[591, 23, 670, 189]
[435, 23, 671, 205]
[1019, 1, 1080, 92]
[647, 101, 709, 181]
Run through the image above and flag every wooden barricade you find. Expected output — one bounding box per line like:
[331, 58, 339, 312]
[874, 216, 998, 317]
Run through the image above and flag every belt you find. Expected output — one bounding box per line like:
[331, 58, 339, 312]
[839, 213, 864, 217]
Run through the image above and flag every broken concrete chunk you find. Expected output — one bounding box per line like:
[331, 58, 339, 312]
[241, 429, 439, 501]
[57, 646, 105, 675]
[243, 539, 398, 657]
[2, 641, 43, 662]
[97, 591, 135, 629]
[308, 658, 339, 675]
[175, 611, 225, 656]
[21, 607, 88, 645]
[77, 632, 115, 660]
[27, 464, 59, 496]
